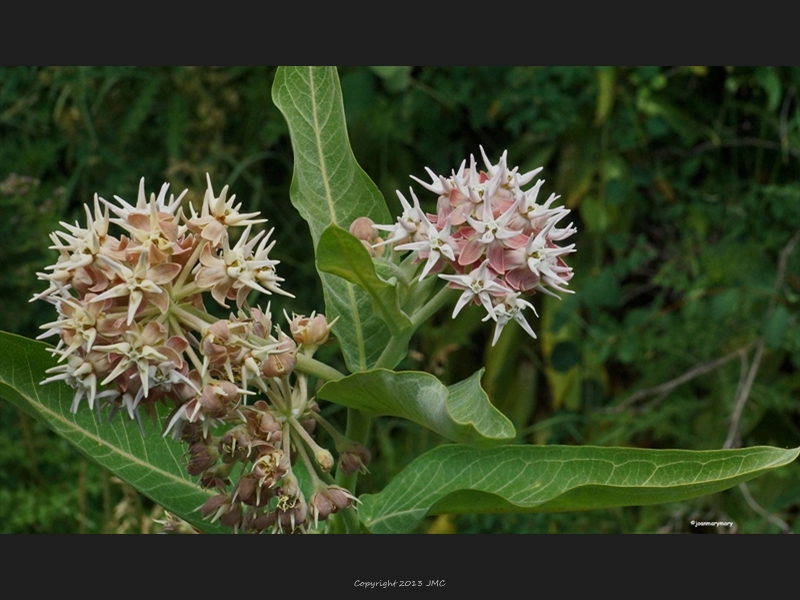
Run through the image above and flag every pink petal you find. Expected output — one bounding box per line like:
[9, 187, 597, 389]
[147, 262, 182, 285]
[458, 236, 485, 266]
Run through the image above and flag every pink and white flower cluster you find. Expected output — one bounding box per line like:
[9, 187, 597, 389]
[34, 177, 355, 533]
[34, 176, 292, 418]
[369, 148, 576, 345]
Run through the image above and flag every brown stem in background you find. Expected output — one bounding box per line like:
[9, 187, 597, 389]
[614, 344, 753, 413]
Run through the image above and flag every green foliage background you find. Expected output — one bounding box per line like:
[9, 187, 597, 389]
[2, 66, 799, 533]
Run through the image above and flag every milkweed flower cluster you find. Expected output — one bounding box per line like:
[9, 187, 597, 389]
[34, 177, 358, 533]
[355, 148, 576, 345]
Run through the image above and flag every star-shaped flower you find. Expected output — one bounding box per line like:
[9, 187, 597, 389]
[439, 259, 511, 320]
[484, 292, 539, 346]
[395, 217, 457, 281]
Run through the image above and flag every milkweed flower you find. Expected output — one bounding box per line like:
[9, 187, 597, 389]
[370, 148, 577, 345]
[35, 177, 353, 533]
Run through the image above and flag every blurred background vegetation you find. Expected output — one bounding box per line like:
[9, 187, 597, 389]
[1, 66, 799, 533]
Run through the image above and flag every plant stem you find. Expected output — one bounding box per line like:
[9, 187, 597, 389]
[295, 353, 345, 382]
[171, 305, 212, 334]
[373, 334, 408, 369]
[338, 498, 362, 534]
[410, 284, 454, 329]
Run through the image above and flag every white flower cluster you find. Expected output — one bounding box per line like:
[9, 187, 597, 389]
[33, 176, 294, 419]
[34, 177, 357, 533]
[369, 148, 576, 345]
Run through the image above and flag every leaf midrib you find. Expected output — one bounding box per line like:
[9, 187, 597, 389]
[307, 66, 367, 370]
[0, 373, 210, 498]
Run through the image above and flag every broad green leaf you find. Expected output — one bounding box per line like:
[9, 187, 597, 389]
[272, 66, 392, 372]
[318, 368, 515, 448]
[0, 332, 224, 534]
[360, 444, 800, 533]
[317, 225, 412, 360]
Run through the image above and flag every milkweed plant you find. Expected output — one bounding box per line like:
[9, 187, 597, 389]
[2, 67, 797, 534]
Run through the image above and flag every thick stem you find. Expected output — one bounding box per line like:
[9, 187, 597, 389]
[373, 285, 453, 369]
[373, 334, 409, 369]
[295, 353, 346, 382]
[338, 499, 362, 534]
[410, 284, 454, 329]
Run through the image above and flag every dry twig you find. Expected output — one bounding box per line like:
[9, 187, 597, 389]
[739, 482, 792, 533]
[613, 344, 753, 413]
[724, 227, 800, 447]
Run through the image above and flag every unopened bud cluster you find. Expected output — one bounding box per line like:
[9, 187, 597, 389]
[35, 176, 358, 533]
[355, 148, 577, 345]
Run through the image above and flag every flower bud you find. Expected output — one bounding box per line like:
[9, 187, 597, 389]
[218, 425, 253, 464]
[157, 511, 200, 534]
[187, 441, 219, 476]
[309, 491, 334, 526]
[219, 502, 243, 528]
[233, 472, 274, 507]
[243, 509, 276, 533]
[309, 485, 356, 528]
[349, 216, 378, 242]
[289, 312, 332, 349]
[315, 448, 334, 473]
[197, 380, 240, 419]
[338, 441, 371, 476]
[360, 239, 379, 257]
[325, 485, 357, 511]
[201, 493, 229, 519]
[258, 410, 282, 442]
[261, 348, 296, 378]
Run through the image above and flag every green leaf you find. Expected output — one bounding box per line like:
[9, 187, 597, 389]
[360, 444, 800, 533]
[317, 225, 412, 345]
[0, 332, 224, 534]
[318, 368, 515, 448]
[272, 66, 392, 372]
